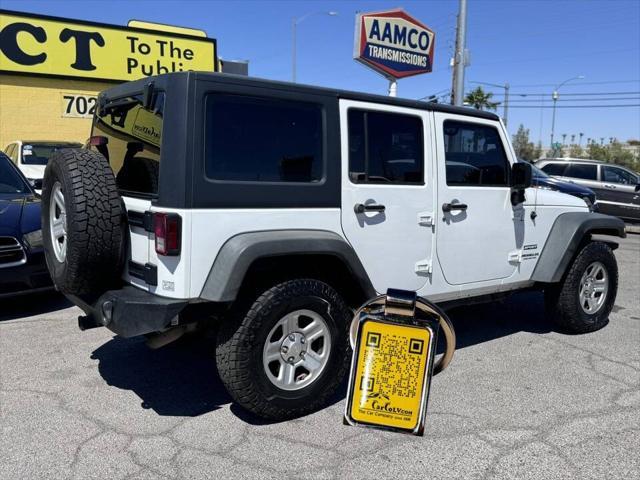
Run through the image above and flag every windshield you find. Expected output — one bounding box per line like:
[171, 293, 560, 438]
[0, 155, 30, 194]
[21, 143, 82, 165]
[531, 164, 549, 179]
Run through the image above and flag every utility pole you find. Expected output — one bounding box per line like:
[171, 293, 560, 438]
[503, 82, 509, 127]
[451, 0, 468, 106]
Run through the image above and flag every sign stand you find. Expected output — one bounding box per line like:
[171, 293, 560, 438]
[388, 79, 397, 97]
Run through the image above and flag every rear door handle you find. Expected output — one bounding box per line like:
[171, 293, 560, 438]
[442, 202, 468, 213]
[604, 184, 617, 189]
[354, 203, 386, 214]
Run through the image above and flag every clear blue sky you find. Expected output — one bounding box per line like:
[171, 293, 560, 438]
[4, 0, 640, 145]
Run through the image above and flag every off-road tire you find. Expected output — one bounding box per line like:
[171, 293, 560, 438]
[216, 279, 352, 420]
[545, 241, 618, 333]
[42, 148, 124, 296]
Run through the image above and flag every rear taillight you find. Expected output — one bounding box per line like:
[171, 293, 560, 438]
[153, 212, 181, 256]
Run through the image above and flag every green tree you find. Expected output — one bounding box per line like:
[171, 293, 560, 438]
[512, 124, 540, 161]
[607, 141, 638, 170]
[464, 86, 499, 111]
[586, 142, 608, 161]
[568, 144, 584, 158]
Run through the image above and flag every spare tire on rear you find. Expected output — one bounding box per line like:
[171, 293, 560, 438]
[42, 148, 124, 296]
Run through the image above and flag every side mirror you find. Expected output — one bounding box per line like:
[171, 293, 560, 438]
[511, 162, 533, 189]
[30, 178, 43, 190]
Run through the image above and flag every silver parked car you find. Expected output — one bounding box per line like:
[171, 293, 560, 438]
[536, 158, 640, 222]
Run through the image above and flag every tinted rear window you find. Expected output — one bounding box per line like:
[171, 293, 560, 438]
[348, 109, 424, 184]
[91, 91, 165, 197]
[540, 163, 568, 176]
[205, 95, 323, 183]
[566, 163, 597, 180]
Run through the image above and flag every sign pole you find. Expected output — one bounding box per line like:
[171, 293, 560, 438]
[388, 79, 397, 97]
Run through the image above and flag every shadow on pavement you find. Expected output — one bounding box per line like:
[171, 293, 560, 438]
[441, 290, 556, 352]
[0, 290, 72, 322]
[92, 332, 232, 417]
[91, 290, 556, 422]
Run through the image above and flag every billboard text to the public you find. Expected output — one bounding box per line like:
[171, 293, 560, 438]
[0, 10, 217, 82]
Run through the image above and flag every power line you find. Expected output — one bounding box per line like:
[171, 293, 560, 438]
[508, 104, 640, 108]
[509, 80, 640, 87]
[508, 97, 640, 103]
[490, 91, 640, 97]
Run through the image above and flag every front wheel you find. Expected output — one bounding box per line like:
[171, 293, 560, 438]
[545, 241, 618, 333]
[215, 279, 352, 420]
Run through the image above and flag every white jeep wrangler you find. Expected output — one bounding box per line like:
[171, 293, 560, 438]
[42, 72, 625, 419]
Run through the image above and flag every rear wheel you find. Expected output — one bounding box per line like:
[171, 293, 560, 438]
[545, 241, 618, 333]
[215, 279, 351, 420]
[42, 149, 124, 296]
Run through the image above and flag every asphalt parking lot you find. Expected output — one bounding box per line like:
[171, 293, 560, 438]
[1, 235, 638, 480]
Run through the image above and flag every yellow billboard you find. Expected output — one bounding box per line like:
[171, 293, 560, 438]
[0, 10, 217, 82]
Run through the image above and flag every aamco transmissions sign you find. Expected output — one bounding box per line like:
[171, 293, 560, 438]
[0, 9, 217, 82]
[354, 9, 435, 79]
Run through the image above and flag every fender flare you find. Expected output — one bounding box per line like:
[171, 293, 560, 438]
[199, 229, 376, 302]
[531, 212, 626, 283]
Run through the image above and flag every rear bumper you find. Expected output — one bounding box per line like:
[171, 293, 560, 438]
[70, 286, 187, 338]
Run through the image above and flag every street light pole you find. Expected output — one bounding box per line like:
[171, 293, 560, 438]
[550, 75, 584, 147]
[292, 11, 338, 82]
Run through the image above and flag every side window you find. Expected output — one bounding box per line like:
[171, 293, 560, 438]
[565, 163, 597, 180]
[540, 162, 568, 176]
[348, 109, 424, 184]
[602, 165, 637, 185]
[205, 95, 323, 183]
[443, 121, 510, 186]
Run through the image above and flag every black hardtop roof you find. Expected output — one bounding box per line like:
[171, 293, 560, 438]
[102, 71, 500, 121]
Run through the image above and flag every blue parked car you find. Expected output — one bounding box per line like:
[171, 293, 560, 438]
[0, 151, 52, 297]
[526, 161, 597, 210]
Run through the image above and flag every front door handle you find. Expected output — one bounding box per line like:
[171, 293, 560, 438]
[604, 184, 617, 189]
[442, 202, 468, 213]
[354, 203, 386, 214]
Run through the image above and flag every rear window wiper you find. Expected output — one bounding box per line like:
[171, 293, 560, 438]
[99, 97, 141, 116]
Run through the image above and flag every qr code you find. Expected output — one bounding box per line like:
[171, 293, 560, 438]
[361, 331, 424, 399]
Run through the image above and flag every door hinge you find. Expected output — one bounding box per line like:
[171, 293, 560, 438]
[418, 212, 434, 227]
[508, 250, 522, 264]
[415, 259, 433, 275]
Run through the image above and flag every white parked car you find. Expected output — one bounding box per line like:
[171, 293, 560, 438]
[3, 140, 82, 190]
[41, 72, 626, 420]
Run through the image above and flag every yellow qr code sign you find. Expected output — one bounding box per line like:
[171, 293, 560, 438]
[350, 320, 432, 431]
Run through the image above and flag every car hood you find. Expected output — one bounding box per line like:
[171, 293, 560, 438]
[525, 188, 589, 209]
[533, 176, 594, 195]
[0, 195, 41, 237]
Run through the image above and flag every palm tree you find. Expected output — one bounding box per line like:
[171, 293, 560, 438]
[463, 87, 499, 111]
[579, 132, 584, 146]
